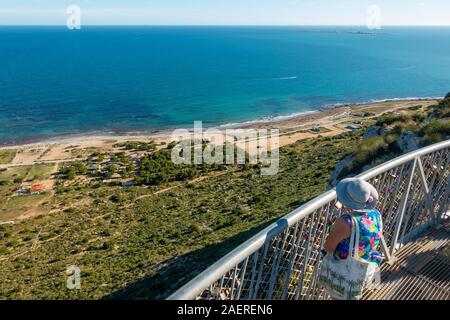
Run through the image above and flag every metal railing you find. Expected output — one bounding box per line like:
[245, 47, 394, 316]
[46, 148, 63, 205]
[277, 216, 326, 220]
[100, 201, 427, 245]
[168, 140, 450, 300]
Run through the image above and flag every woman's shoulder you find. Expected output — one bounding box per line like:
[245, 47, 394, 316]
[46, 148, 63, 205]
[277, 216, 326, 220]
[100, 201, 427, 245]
[339, 214, 353, 226]
[368, 209, 382, 218]
[340, 210, 381, 224]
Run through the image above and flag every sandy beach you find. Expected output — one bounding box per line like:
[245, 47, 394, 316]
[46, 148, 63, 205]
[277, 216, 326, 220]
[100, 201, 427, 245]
[0, 98, 438, 168]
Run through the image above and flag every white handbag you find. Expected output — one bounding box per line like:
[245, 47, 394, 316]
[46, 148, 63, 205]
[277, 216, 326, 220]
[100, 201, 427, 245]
[319, 217, 379, 300]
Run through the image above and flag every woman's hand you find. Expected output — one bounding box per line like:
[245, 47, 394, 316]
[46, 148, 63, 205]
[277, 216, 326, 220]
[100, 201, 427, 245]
[323, 217, 351, 254]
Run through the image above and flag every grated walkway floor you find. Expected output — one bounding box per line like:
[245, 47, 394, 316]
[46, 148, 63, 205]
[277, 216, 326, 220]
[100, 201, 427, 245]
[363, 218, 450, 300]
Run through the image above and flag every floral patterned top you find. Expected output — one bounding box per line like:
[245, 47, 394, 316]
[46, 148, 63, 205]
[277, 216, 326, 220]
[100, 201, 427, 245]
[334, 210, 384, 266]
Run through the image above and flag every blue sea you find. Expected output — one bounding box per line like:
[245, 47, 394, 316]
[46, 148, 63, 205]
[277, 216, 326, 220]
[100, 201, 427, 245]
[0, 26, 449, 145]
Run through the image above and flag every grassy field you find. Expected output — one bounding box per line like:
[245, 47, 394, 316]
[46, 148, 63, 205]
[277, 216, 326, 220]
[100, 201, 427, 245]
[0, 150, 16, 164]
[26, 164, 55, 181]
[0, 165, 52, 222]
[0, 194, 50, 222]
[0, 166, 32, 200]
[0, 166, 31, 182]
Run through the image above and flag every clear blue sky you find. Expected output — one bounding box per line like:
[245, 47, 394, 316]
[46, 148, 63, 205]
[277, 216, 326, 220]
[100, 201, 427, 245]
[1, 0, 449, 26]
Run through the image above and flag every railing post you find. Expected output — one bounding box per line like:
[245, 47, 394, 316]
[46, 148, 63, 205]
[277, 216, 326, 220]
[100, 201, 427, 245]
[439, 176, 450, 223]
[437, 151, 450, 224]
[380, 235, 394, 265]
[389, 158, 417, 259]
[417, 157, 438, 227]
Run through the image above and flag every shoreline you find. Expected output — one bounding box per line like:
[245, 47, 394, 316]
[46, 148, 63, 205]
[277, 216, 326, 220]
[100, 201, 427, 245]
[0, 97, 440, 152]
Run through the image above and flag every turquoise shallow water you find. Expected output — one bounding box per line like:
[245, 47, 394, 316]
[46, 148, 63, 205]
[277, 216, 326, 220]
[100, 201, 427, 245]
[0, 26, 449, 145]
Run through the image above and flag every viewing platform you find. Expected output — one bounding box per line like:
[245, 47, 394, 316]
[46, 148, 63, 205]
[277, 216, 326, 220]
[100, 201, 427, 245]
[168, 140, 450, 300]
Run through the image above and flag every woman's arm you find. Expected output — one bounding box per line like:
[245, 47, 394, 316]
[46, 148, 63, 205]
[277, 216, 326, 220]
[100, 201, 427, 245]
[323, 217, 352, 254]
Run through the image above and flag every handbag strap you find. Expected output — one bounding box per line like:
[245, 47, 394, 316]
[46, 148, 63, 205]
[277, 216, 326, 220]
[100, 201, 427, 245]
[348, 217, 360, 258]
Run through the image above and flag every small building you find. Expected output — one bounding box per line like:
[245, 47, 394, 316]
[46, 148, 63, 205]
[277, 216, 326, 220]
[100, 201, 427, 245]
[311, 126, 321, 133]
[30, 184, 44, 195]
[17, 184, 45, 195]
[354, 121, 364, 125]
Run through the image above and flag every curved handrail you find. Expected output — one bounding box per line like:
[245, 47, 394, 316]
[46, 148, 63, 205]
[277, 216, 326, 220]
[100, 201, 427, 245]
[168, 139, 450, 300]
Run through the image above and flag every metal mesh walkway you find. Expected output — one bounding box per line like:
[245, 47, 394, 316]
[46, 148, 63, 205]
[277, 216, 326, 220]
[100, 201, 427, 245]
[363, 217, 450, 300]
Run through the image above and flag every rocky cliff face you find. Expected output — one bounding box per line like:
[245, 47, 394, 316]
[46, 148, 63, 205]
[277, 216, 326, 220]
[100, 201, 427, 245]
[396, 131, 421, 154]
[363, 126, 384, 139]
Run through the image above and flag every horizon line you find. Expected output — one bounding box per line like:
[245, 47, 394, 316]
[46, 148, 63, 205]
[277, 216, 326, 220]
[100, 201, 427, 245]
[1, 24, 450, 27]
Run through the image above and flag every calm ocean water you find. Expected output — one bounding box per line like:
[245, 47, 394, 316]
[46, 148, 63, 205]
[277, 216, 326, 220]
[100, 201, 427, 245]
[0, 26, 449, 145]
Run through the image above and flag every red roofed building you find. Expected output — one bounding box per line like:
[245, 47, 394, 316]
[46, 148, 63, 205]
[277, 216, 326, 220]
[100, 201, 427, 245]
[30, 184, 44, 194]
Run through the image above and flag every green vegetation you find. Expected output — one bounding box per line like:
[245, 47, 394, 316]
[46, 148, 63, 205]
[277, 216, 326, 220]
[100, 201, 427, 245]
[0, 166, 32, 200]
[0, 149, 16, 165]
[375, 113, 410, 127]
[339, 134, 396, 178]
[312, 127, 332, 134]
[0, 166, 31, 183]
[58, 162, 88, 180]
[1, 194, 49, 221]
[341, 94, 449, 177]
[0, 164, 52, 222]
[421, 119, 450, 145]
[418, 95, 450, 145]
[114, 140, 157, 152]
[408, 105, 422, 111]
[431, 94, 450, 118]
[58, 141, 248, 187]
[0, 131, 362, 300]
[27, 164, 55, 181]
[135, 145, 225, 185]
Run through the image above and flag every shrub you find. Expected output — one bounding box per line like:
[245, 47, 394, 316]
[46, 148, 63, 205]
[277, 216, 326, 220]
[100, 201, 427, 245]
[191, 223, 202, 234]
[110, 194, 125, 204]
[408, 105, 422, 111]
[423, 133, 445, 145]
[376, 113, 410, 127]
[341, 136, 388, 177]
[233, 205, 249, 216]
[412, 112, 426, 123]
[430, 95, 450, 118]
[391, 124, 405, 135]
[354, 136, 388, 164]
[421, 119, 450, 138]
[13, 178, 23, 184]
[384, 133, 400, 145]
[59, 162, 87, 179]
[419, 118, 449, 145]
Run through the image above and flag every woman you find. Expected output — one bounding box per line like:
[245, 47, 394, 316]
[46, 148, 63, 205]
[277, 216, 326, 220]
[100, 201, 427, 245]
[323, 178, 383, 298]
